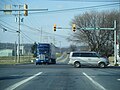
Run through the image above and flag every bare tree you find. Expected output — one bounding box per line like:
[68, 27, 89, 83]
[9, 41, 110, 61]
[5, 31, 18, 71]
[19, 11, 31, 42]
[68, 10, 120, 57]
[69, 45, 77, 52]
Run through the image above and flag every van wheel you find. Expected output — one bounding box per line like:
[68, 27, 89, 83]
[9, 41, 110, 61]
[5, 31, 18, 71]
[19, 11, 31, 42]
[99, 62, 106, 68]
[74, 62, 81, 68]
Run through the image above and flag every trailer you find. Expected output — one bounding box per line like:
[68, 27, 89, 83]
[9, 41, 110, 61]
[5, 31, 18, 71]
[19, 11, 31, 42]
[35, 43, 56, 65]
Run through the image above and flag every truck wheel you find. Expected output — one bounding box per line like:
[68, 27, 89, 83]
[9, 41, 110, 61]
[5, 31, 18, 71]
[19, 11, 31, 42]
[74, 62, 81, 68]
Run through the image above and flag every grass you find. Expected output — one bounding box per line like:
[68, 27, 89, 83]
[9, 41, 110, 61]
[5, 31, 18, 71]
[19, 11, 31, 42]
[0, 56, 35, 65]
[0, 53, 62, 65]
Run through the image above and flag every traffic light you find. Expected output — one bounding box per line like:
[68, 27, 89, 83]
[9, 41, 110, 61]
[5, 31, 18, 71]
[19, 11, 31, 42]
[53, 24, 56, 31]
[24, 4, 28, 16]
[72, 24, 76, 32]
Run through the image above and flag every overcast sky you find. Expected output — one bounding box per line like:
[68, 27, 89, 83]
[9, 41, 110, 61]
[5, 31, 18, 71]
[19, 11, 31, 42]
[0, 0, 119, 47]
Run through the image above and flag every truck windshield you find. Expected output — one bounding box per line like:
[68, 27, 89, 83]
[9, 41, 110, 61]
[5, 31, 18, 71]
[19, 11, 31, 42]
[38, 48, 49, 53]
[37, 44, 50, 54]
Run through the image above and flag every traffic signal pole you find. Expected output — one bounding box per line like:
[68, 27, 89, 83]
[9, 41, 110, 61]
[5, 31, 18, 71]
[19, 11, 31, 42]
[54, 20, 118, 65]
[114, 20, 117, 65]
[80, 20, 117, 65]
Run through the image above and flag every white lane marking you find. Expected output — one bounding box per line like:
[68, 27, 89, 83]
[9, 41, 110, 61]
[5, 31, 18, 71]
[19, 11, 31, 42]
[10, 75, 21, 76]
[83, 72, 106, 90]
[5, 72, 43, 90]
[117, 79, 120, 81]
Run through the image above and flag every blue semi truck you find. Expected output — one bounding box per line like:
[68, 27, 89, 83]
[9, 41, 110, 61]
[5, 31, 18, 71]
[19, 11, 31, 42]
[35, 43, 56, 65]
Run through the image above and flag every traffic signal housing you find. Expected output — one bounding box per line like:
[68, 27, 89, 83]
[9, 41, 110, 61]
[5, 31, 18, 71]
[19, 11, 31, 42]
[72, 24, 76, 32]
[24, 4, 28, 16]
[53, 24, 56, 31]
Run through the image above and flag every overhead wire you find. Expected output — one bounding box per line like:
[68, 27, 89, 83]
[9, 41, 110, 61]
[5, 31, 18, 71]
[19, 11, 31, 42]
[0, 17, 68, 38]
[21, 31, 36, 42]
[21, 35, 33, 43]
[29, 3, 120, 14]
[0, 19, 18, 30]
[0, 26, 17, 33]
[51, 0, 119, 2]
[0, 23, 17, 33]
[0, 2, 119, 43]
[21, 23, 69, 38]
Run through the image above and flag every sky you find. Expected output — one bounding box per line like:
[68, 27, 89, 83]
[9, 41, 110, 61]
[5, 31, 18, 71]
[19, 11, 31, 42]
[0, 0, 119, 47]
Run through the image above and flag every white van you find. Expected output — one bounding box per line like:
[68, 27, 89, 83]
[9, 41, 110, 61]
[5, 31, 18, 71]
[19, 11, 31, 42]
[68, 51, 109, 68]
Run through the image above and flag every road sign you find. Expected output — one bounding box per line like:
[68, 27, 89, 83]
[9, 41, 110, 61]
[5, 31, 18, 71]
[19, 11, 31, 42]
[79, 27, 115, 30]
[4, 5, 12, 14]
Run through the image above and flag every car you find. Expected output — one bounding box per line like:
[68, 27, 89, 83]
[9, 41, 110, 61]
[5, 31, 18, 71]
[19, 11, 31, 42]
[68, 51, 109, 68]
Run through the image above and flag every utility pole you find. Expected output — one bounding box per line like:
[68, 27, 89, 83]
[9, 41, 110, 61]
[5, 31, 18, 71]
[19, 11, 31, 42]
[1, 5, 48, 63]
[59, 41, 62, 53]
[53, 37, 56, 45]
[17, 5, 21, 63]
[40, 27, 42, 43]
[14, 41, 17, 63]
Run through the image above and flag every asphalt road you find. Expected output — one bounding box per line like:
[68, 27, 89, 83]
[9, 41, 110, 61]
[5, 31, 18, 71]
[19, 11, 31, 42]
[0, 64, 120, 90]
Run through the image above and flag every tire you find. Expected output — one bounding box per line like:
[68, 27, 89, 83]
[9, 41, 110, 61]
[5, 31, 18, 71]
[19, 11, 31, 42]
[99, 62, 106, 68]
[51, 59, 56, 64]
[74, 62, 81, 68]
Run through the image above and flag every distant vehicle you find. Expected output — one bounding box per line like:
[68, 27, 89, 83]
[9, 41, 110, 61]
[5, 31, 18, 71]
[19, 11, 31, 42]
[68, 51, 109, 68]
[35, 43, 56, 65]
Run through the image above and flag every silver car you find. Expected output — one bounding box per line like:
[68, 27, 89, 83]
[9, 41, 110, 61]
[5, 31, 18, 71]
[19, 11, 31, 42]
[68, 51, 109, 68]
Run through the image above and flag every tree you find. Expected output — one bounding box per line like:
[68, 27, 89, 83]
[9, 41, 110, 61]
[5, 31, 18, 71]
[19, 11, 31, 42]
[69, 45, 77, 52]
[31, 42, 37, 57]
[68, 10, 120, 57]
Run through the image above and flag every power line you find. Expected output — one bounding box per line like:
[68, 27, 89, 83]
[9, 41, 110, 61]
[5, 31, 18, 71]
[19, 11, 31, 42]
[0, 26, 17, 33]
[0, 19, 18, 30]
[21, 31, 36, 42]
[51, 0, 119, 2]
[21, 23, 69, 38]
[29, 3, 120, 14]
[0, 23, 17, 33]
[21, 36, 33, 44]
[0, 19, 68, 38]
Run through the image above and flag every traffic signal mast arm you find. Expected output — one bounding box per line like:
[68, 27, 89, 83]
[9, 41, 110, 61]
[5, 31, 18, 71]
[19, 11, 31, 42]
[53, 20, 116, 31]
[0, 9, 48, 11]
[53, 26, 115, 31]
[0, 4, 48, 16]
[78, 27, 115, 30]
[53, 21, 117, 66]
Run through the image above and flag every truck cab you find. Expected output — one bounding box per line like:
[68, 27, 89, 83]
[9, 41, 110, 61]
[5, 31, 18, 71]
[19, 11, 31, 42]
[35, 43, 56, 65]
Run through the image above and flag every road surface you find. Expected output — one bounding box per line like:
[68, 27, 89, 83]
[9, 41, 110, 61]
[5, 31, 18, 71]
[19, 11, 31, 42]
[0, 64, 120, 90]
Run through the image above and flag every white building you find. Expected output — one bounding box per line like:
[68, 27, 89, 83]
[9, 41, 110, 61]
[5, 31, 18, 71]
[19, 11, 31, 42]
[0, 49, 13, 56]
[17, 45, 25, 55]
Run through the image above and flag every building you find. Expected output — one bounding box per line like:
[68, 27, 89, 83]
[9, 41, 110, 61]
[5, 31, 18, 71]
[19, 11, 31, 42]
[0, 49, 14, 56]
[17, 45, 25, 55]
